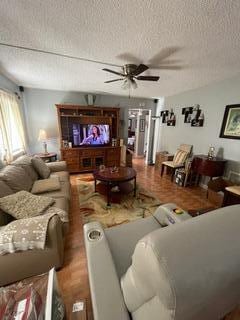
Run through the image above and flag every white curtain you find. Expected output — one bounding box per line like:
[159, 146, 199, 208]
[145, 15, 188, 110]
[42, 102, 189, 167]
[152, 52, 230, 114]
[0, 90, 26, 162]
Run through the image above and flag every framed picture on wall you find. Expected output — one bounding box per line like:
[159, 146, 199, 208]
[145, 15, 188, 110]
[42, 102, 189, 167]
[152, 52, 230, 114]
[219, 105, 240, 139]
[140, 119, 145, 132]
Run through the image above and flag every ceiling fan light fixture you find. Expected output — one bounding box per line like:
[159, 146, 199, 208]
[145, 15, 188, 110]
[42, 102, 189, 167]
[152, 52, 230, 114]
[131, 79, 138, 89]
[121, 79, 130, 90]
[121, 78, 138, 90]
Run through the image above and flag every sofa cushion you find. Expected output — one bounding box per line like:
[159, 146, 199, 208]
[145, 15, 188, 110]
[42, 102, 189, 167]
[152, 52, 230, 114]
[31, 177, 61, 194]
[12, 155, 38, 182]
[0, 190, 55, 219]
[0, 182, 14, 227]
[46, 161, 67, 172]
[53, 197, 69, 213]
[39, 180, 71, 201]
[0, 165, 33, 192]
[31, 157, 51, 179]
[105, 216, 161, 278]
[0, 181, 14, 198]
[50, 171, 69, 182]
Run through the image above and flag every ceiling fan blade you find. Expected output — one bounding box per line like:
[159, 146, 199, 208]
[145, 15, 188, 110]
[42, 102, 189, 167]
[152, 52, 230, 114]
[148, 46, 182, 65]
[102, 68, 124, 76]
[136, 76, 160, 81]
[116, 52, 141, 64]
[131, 64, 149, 76]
[104, 78, 124, 83]
[150, 65, 183, 70]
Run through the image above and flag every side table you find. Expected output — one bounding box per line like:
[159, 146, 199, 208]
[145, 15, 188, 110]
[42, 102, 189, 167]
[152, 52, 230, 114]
[191, 155, 227, 185]
[34, 152, 57, 162]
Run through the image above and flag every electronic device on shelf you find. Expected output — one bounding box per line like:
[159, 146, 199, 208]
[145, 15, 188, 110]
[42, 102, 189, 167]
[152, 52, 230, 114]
[72, 123, 110, 147]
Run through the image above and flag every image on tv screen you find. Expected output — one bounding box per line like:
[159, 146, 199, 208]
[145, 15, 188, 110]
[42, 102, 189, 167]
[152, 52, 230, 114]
[72, 124, 110, 146]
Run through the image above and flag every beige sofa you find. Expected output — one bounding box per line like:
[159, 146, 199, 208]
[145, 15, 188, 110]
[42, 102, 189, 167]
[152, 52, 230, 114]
[0, 155, 71, 286]
[84, 204, 240, 320]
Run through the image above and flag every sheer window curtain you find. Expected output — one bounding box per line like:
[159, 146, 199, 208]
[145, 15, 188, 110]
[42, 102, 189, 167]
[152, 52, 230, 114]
[0, 90, 27, 163]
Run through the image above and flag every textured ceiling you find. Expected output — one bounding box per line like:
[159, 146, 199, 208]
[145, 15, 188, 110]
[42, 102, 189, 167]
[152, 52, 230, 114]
[0, 0, 240, 98]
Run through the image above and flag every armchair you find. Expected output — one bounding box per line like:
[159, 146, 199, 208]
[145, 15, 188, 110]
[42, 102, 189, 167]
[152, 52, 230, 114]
[84, 204, 240, 320]
[161, 144, 192, 181]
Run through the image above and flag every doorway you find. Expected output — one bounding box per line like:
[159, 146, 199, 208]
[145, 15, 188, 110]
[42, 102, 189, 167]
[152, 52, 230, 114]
[128, 109, 152, 164]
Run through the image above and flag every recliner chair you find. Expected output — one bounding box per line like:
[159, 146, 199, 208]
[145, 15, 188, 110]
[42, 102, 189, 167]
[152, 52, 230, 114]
[84, 204, 240, 320]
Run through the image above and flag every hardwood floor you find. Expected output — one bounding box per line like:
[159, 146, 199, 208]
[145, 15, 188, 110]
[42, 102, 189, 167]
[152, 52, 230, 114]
[57, 158, 216, 319]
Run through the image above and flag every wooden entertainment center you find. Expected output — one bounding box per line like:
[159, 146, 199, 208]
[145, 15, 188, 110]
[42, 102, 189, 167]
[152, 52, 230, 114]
[56, 104, 121, 173]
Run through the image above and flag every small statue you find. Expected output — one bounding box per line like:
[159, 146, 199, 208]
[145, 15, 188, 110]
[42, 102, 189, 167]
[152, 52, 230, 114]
[208, 146, 215, 159]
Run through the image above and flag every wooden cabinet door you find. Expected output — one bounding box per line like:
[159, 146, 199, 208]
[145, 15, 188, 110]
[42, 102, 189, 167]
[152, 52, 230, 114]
[61, 149, 80, 172]
[106, 147, 121, 167]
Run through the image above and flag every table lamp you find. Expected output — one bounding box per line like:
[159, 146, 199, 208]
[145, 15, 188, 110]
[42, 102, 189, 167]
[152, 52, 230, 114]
[38, 129, 48, 154]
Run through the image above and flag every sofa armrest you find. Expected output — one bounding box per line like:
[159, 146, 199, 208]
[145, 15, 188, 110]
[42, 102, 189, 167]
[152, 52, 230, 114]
[84, 222, 130, 320]
[0, 215, 64, 286]
[46, 215, 64, 267]
[46, 161, 67, 172]
[46, 214, 64, 249]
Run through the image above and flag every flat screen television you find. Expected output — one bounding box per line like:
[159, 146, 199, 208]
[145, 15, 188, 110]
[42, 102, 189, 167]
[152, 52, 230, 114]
[72, 124, 110, 146]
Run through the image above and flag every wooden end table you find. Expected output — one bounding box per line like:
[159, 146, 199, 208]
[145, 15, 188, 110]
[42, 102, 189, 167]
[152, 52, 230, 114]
[34, 152, 57, 162]
[93, 167, 137, 206]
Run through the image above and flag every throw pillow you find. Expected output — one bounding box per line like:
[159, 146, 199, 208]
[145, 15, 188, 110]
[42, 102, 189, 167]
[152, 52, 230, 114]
[31, 177, 61, 194]
[0, 165, 33, 192]
[31, 157, 51, 179]
[12, 155, 39, 182]
[0, 190, 55, 219]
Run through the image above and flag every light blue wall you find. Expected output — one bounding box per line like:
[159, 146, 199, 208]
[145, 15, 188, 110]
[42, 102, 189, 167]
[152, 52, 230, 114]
[0, 74, 19, 92]
[23, 88, 155, 156]
[158, 73, 240, 180]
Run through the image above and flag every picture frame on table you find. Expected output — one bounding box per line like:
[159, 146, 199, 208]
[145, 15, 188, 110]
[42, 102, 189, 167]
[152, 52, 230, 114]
[219, 105, 240, 140]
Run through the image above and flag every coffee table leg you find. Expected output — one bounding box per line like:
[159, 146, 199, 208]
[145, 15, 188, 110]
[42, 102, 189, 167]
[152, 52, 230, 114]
[134, 177, 136, 197]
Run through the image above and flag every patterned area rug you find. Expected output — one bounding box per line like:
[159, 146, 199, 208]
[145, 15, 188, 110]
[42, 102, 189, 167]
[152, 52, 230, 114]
[77, 177, 161, 228]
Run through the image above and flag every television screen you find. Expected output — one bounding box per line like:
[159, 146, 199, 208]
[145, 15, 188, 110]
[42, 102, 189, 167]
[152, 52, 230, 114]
[72, 124, 110, 146]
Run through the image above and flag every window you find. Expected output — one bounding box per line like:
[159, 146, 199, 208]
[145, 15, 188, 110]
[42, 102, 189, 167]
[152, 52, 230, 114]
[0, 90, 26, 162]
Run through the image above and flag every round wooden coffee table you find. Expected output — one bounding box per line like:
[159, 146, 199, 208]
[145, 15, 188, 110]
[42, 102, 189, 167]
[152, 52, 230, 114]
[93, 167, 137, 206]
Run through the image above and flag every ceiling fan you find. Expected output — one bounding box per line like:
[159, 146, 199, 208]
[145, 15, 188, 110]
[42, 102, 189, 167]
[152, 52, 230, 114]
[102, 64, 159, 90]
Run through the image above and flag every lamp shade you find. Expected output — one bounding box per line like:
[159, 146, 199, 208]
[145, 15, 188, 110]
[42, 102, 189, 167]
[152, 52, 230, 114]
[38, 129, 47, 141]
